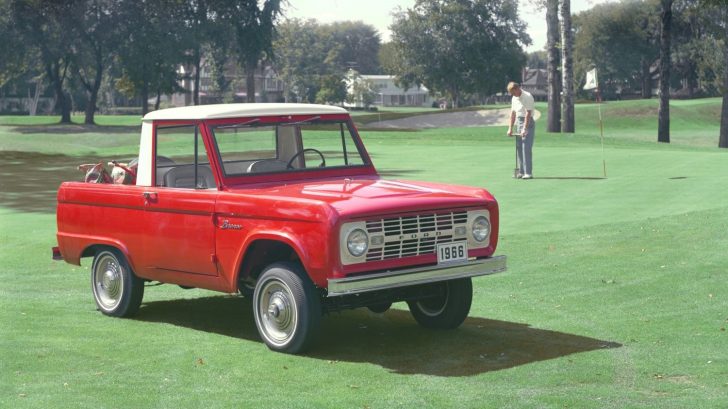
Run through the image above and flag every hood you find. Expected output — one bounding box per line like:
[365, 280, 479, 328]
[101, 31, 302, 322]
[226, 177, 495, 218]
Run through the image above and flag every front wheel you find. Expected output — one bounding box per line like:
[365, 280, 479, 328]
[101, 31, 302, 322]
[91, 248, 144, 317]
[407, 278, 472, 329]
[253, 262, 321, 353]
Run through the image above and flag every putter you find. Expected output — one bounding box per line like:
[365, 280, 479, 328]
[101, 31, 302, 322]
[513, 134, 519, 178]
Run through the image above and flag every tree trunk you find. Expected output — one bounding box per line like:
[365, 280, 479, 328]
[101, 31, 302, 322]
[560, 0, 575, 133]
[85, 89, 98, 125]
[83, 58, 104, 125]
[46, 60, 71, 123]
[246, 61, 257, 103]
[141, 80, 150, 116]
[155, 88, 162, 111]
[29, 79, 42, 116]
[211, 49, 229, 100]
[193, 48, 201, 105]
[641, 57, 652, 99]
[657, 0, 673, 144]
[719, 20, 728, 148]
[57, 85, 71, 124]
[546, 0, 561, 133]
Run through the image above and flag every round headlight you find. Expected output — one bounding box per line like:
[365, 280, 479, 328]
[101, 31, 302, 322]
[347, 229, 369, 257]
[472, 216, 491, 242]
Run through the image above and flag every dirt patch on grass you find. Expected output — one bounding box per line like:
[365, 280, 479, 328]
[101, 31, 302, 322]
[0, 151, 134, 213]
[12, 124, 139, 134]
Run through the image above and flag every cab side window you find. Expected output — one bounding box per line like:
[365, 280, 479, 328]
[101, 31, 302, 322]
[155, 124, 216, 189]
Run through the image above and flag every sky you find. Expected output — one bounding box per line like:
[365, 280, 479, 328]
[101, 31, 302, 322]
[284, 0, 616, 52]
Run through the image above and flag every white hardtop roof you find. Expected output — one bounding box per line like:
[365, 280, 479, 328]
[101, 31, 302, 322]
[142, 103, 347, 122]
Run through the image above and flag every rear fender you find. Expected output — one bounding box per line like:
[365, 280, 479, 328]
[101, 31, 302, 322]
[58, 233, 137, 271]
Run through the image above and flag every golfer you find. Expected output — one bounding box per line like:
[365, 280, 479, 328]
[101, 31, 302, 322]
[506, 82, 535, 179]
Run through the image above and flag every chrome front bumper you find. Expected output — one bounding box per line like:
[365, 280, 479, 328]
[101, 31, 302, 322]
[327, 255, 507, 297]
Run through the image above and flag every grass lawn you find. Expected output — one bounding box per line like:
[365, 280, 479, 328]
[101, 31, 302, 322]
[1, 99, 727, 408]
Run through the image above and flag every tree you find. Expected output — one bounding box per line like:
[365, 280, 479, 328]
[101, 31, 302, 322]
[721, 34, 728, 148]
[526, 51, 547, 69]
[658, 0, 674, 143]
[72, 0, 121, 124]
[698, 0, 728, 147]
[546, 0, 561, 132]
[225, 0, 282, 103]
[560, 0, 574, 132]
[390, 0, 530, 107]
[182, 0, 212, 106]
[9, 1, 76, 123]
[274, 19, 334, 102]
[205, 8, 236, 102]
[274, 19, 381, 102]
[0, 1, 35, 91]
[116, 0, 186, 115]
[573, 1, 659, 100]
[378, 42, 399, 75]
[316, 74, 348, 105]
[324, 22, 382, 74]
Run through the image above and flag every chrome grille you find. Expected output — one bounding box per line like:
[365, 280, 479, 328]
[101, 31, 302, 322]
[364, 211, 468, 261]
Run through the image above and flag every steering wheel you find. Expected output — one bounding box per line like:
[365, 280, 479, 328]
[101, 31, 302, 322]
[286, 148, 326, 169]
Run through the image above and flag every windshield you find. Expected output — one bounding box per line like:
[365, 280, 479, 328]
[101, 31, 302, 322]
[211, 120, 368, 176]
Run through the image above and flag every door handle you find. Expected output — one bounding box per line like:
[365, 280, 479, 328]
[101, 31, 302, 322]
[142, 191, 158, 204]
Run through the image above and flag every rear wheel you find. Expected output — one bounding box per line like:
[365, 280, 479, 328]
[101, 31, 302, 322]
[91, 248, 144, 317]
[253, 262, 321, 353]
[407, 278, 472, 329]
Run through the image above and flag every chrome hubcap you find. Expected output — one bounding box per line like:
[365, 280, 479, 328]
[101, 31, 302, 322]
[93, 254, 124, 310]
[258, 281, 297, 346]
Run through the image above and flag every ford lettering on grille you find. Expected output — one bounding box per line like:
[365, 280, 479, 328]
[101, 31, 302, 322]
[364, 211, 468, 261]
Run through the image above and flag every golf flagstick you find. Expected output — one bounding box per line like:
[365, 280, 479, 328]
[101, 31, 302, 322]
[597, 89, 607, 178]
[584, 68, 606, 178]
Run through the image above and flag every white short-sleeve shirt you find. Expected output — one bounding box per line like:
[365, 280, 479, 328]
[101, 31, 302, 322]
[511, 90, 535, 118]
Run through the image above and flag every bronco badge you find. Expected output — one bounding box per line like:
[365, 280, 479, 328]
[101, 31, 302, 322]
[220, 220, 242, 230]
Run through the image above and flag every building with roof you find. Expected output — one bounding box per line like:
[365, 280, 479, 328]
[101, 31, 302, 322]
[521, 68, 548, 101]
[346, 72, 434, 108]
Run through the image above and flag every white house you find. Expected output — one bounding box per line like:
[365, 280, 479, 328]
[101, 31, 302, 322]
[346, 72, 434, 108]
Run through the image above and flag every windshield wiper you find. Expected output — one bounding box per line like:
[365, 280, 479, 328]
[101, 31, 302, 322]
[216, 118, 261, 129]
[280, 115, 321, 126]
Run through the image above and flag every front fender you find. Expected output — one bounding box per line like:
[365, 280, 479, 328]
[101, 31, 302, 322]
[227, 229, 330, 290]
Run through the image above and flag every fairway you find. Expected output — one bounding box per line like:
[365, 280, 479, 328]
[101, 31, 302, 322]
[1, 99, 727, 408]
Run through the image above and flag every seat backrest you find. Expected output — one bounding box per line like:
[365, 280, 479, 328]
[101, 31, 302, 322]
[163, 165, 216, 189]
[247, 159, 288, 174]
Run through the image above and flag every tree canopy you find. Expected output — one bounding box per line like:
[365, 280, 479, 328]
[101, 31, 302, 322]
[388, 0, 530, 106]
[273, 19, 382, 103]
[573, 0, 659, 99]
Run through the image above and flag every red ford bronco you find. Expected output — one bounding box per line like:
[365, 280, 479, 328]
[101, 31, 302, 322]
[54, 103, 506, 353]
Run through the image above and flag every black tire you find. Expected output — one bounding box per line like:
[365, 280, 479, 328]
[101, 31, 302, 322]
[252, 262, 321, 353]
[367, 302, 392, 314]
[238, 278, 256, 298]
[90, 248, 144, 317]
[407, 278, 473, 329]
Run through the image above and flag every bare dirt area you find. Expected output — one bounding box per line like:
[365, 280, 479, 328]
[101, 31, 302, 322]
[0, 151, 127, 213]
[368, 108, 541, 129]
